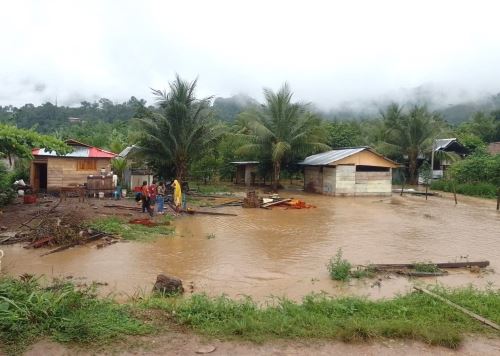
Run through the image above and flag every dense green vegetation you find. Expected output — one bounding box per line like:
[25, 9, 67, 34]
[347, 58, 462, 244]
[141, 286, 500, 349]
[0, 276, 150, 354]
[1, 76, 499, 192]
[431, 153, 500, 198]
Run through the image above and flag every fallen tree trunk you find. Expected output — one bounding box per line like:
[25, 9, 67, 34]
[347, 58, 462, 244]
[396, 270, 447, 277]
[184, 209, 237, 217]
[40, 232, 108, 256]
[103, 204, 141, 211]
[370, 261, 489, 270]
[414, 286, 500, 331]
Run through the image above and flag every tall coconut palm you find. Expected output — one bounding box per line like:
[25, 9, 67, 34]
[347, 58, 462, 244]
[236, 83, 329, 190]
[381, 104, 443, 184]
[137, 75, 222, 182]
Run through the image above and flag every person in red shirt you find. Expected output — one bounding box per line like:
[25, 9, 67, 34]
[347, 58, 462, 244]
[141, 181, 153, 217]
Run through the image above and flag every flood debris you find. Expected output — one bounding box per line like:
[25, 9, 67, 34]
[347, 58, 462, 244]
[243, 191, 261, 208]
[369, 261, 490, 270]
[365, 261, 490, 278]
[153, 274, 184, 295]
[129, 218, 158, 227]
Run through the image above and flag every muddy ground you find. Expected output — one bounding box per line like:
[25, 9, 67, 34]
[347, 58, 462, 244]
[1, 190, 500, 355]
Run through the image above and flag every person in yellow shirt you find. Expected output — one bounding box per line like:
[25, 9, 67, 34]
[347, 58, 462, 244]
[171, 179, 182, 213]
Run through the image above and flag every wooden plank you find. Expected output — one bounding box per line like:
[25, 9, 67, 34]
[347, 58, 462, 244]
[414, 286, 500, 331]
[261, 198, 292, 208]
[184, 209, 237, 217]
[369, 261, 489, 270]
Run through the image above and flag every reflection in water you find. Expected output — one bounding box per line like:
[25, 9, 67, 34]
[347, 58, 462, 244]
[2, 193, 499, 301]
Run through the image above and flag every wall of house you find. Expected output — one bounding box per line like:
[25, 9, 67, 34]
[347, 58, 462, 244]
[355, 170, 392, 196]
[244, 165, 257, 186]
[322, 166, 336, 195]
[333, 150, 398, 168]
[304, 166, 323, 193]
[46, 157, 112, 191]
[335, 165, 356, 196]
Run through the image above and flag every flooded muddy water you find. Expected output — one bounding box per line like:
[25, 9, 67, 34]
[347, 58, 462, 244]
[2, 192, 499, 301]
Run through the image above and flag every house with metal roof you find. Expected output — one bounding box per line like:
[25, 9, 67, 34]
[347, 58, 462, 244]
[431, 138, 468, 179]
[30, 139, 117, 192]
[299, 147, 399, 196]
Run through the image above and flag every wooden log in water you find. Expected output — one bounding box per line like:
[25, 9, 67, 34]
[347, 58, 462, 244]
[184, 209, 237, 217]
[369, 261, 489, 270]
[414, 286, 500, 331]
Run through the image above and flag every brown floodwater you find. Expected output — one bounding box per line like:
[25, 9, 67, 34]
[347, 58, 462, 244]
[2, 191, 499, 301]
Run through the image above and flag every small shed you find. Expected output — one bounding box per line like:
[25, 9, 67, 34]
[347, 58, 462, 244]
[230, 161, 259, 186]
[299, 147, 399, 196]
[118, 146, 154, 190]
[30, 139, 116, 192]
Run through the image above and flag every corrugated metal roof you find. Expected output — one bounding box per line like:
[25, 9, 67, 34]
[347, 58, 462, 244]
[434, 138, 456, 151]
[230, 161, 259, 165]
[298, 147, 366, 166]
[32, 145, 116, 158]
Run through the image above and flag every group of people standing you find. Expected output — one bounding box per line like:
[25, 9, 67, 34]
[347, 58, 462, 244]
[137, 179, 182, 217]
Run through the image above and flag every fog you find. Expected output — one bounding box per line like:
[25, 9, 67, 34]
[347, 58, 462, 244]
[1, 0, 500, 109]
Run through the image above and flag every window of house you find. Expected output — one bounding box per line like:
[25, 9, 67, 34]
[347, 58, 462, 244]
[76, 159, 97, 171]
[355, 165, 390, 172]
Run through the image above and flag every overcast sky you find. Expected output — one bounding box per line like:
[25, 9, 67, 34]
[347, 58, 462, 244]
[2, 0, 500, 109]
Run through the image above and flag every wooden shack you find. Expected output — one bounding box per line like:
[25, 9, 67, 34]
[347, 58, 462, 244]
[230, 161, 259, 186]
[30, 139, 116, 192]
[299, 147, 399, 196]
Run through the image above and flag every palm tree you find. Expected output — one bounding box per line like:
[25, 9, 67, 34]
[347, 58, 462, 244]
[381, 104, 443, 184]
[236, 83, 329, 190]
[137, 75, 222, 182]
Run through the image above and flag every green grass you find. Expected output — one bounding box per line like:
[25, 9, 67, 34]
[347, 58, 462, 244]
[140, 286, 500, 349]
[413, 262, 440, 273]
[88, 217, 174, 241]
[0, 276, 150, 354]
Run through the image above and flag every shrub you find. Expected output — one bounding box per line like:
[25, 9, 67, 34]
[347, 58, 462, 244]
[431, 180, 497, 199]
[327, 249, 352, 281]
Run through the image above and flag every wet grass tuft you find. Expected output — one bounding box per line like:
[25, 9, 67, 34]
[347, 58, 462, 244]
[0, 276, 150, 354]
[89, 217, 174, 241]
[139, 286, 500, 349]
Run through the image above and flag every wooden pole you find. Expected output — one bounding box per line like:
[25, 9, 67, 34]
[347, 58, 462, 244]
[414, 286, 500, 331]
[425, 185, 428, 201]
[453, 180, 458, 205]
[497, 188, 499, 211]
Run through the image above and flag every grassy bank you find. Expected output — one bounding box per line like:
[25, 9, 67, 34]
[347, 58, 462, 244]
[2, 275, 500, 354]
[141, 286, 500, 349]
[0, 276, 150, 354]
[431, 180, 498, 199]
[88, 216, 174, 241]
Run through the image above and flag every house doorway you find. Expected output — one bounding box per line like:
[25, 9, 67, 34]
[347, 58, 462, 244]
[34, 163, 47, 191]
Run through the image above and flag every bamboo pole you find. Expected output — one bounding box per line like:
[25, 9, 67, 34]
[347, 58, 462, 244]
[414, 286, 500, 331]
